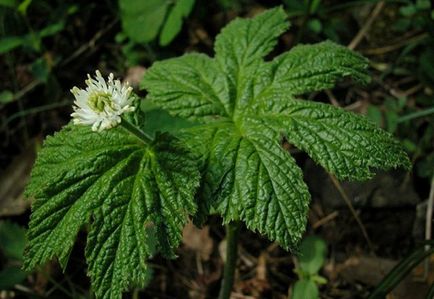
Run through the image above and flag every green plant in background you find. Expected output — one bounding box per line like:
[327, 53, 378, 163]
[292, 236, 327, 299]
[0, 221, 27, 290]
[0, 0, 66, 56]
[24, 7, 410, 299]
[119, 0, 195, 47]
[368, 241, 434, 299]
[0, 0, 76, 105]
[367, 96, 408, 134]
[283, 0, 355, 42]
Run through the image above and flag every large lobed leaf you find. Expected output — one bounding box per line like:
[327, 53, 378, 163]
[142, 7, 410, 250]
[24, 125, 199, 299]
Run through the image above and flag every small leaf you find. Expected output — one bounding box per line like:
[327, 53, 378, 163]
[385, 111, 399, 133]
[38, 21, 65, 38]
[0, 221, 26, 261]
[366, 105, 383, 127]
[17, 0, 32, 15]
[159, 0, 195, 46]
[307, 19, 322, 33]
[298, 236, 327, 275]
[292, 279, 319, 299]
[31, 57, 50, 83]
[0, 36, 25, 54]
[0, 90, 14, 104]
[119, 0, 169, 43]
[0, 266, 27, 289]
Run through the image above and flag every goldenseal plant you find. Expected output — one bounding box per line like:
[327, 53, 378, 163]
[24, 7, 410, 299]
[24, 72, 200, 298]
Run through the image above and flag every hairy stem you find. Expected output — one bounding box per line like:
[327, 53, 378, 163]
[120, 118, 153, 144]
[218, 221, 241, 299]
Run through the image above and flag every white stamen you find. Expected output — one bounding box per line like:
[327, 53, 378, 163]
[70, 70, 135, 132]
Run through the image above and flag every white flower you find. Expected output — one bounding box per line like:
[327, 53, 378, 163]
[71, 70, 135, 132]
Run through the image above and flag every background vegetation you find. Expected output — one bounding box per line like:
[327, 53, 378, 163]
[1, 0, 433, 298]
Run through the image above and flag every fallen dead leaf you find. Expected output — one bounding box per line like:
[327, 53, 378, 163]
[0, 143, 36, 216]
[333, 255, 430, 299]
[182, 222, 214, 261]
[123, 66, 146, 89]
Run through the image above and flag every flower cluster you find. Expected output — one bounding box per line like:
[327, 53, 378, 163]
[71, 71, 135, 131]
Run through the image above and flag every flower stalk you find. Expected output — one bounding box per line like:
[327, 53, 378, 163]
[120, 118, 153, 144]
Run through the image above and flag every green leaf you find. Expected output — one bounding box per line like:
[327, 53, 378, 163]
[142, 7, 410, 250]
[142, 53, 231, 121]
[159, 0, 195, 46]
[38, 21, 65, 38]
[17, 0, 31, 15]
[0, 221, 26, 261]
[263, 41, 370, 96]
[0, 0, 17, 8]
[0, 266, 27, 289]
[140, 105, 197, 136]
[367, 105, 383, 127]
[292, 279, 319, 299]
[0, 90, 14, 104]
[214, 7, 289, 70]
[307, 19, 322, 34]
[0, 36, 25, 54]
[181, 122, 310, 248]
[119, 0, 169, 44]
[24, 124, 199, 299]
[298, 236, 327, 275]
[0, 22, 64, 54]
[258, 96, 411, 180]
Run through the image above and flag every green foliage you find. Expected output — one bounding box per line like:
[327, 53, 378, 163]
[283, 0, 354, 42]
[0, 221, 27, 289]
[24, 124, 200, 298]
[292, 279, 319, 299]
[119, 0, 195, 47]
[368, 241, 434, 299]
[0, 221, 26, 261]
[160, 0, 195, 46]
[0, 21, 64, 54]
[298, 236, 327, 275]
[22, 6, 413, 298]
[142, 7, 410, 249]
[292, 236, 328, 299]
[139, 101, 197, 136]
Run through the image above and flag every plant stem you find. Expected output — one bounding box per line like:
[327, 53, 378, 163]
[397, 106, 434, 123]
[218, 221, 241, 299]
[120, 118, 153, 144]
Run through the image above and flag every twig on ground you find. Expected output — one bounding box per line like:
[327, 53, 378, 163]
[59, 19, 118, 67]
[348, 1, 385, 50]
[329, 175, 376, 254]
[313, 211, 339, 229]
[325, 90, 340, 107]
[361, 33, 428, 55]
[424, 177, 434, 279]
